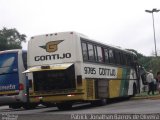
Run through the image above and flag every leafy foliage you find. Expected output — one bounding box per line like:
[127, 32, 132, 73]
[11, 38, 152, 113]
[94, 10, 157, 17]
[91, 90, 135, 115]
[127, 49, 160, 76]
[0, 27, 26, 50]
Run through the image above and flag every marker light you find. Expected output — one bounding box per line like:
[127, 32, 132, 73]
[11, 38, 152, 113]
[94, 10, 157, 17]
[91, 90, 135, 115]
[67, 94, 75, 97]
[19, 83, 24, 90]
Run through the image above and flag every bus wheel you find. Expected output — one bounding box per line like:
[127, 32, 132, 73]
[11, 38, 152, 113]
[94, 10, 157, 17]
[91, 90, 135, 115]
[91, 99, 107, 106]
[43, 103, 55, 107]
[9, 104, 22, 109]
[23, 103, 38, 109]
[56, 102, 72, 110]
[100, 98, 108, 106]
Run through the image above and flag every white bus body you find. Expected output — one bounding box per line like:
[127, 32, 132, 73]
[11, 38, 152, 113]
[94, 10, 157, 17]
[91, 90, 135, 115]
[25, 32, 140, 110]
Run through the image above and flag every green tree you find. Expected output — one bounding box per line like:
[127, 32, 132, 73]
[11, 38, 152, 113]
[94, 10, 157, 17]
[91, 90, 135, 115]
[0, 27, 26, 50]
[148, 57, 160, 76]
[127, 49, 160, 76]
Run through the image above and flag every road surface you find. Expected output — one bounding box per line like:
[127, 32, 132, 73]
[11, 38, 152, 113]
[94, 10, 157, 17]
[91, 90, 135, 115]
[0, 99, 160, 120]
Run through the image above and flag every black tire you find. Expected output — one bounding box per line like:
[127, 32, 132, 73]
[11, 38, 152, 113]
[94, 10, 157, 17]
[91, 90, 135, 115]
[56, 102, 72, 110]
[43, 103, 55, 107]
[23, 103, 38, 109]
[91, 99, 107, 106]
[100, 98, 107, 106]
[9, 104, 22, 109]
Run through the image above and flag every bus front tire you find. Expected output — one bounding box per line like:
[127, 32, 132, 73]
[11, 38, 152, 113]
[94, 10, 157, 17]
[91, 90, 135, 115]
[23, 103, 38, 109]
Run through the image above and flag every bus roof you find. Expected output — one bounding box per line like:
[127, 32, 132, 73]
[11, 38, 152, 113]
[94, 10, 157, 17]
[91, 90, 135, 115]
[30, 31, 88, 39]
[30, 31, 136, 56]
[0, 49, 25, 54]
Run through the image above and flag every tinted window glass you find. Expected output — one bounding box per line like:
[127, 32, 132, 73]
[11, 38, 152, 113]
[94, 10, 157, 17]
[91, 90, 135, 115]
[127, 54, 132, 66]
[88, 44, 94, 61]
[109, 49, 115, 63]
[97, 46, 103, 62]
[114, 51, 121, 65]
[104, 49, 109, 63]
[122, 54, 127, 65]
[94, 45, 98, 61]
[82, 42, 88, 61]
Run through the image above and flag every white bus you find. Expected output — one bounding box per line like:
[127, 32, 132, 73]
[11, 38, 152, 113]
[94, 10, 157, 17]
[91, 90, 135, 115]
[24, 32, 141, 110]
[0, 49, 28, 109]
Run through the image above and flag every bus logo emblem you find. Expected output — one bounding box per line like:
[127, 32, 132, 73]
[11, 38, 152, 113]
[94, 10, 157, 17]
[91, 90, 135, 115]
[40, 40, 64, 52]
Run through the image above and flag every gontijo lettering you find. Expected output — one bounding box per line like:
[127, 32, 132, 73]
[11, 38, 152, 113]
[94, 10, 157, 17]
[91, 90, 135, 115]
[34, 53, 71, 61]
[99, 68, 116, 76]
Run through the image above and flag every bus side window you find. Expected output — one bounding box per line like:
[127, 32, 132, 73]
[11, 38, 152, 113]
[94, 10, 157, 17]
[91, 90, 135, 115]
[114, 51, 121, 65]
[93, 45, 98, 61]
[127, 55, 131, 66]
[119, 52, 123, 65]
[109, 49, 115, 64]
[104, 48, 109, 63]
[82, 42, 88, 61]
[97, 46, 103, 62]
[130, 55, 135, 66]
[122, 53, 127, 65]
[88, 43, 95, 61]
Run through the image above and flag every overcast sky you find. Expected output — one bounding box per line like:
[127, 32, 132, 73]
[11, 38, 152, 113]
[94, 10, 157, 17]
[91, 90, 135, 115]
[0, 0, 160, 56]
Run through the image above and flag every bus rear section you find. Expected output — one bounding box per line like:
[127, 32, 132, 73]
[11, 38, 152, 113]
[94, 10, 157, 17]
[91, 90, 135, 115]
[26, 63, 86, 109]
[25, 32, 86, 109]
[0, 50, 27, 108]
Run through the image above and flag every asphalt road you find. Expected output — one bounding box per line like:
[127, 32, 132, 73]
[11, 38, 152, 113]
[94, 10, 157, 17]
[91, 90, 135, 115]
[0, 99, 160, 120]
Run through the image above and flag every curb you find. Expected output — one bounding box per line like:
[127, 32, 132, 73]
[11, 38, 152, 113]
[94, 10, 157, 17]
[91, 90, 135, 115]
[131, 95, 160, 100]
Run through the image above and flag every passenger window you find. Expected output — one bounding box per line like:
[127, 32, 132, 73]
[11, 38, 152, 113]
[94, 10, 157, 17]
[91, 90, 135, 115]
[122, 54, 127, 65]
[104, 49, 109, 63]
[94, 45, 98, 61]
[127, 55, 131, 66]
[82, 42, 88, 61]
[109, 49, 115, 63]
[115, 51, 121, 65]
[97, 46, 103, 62]
[88, 44, 94, 61]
